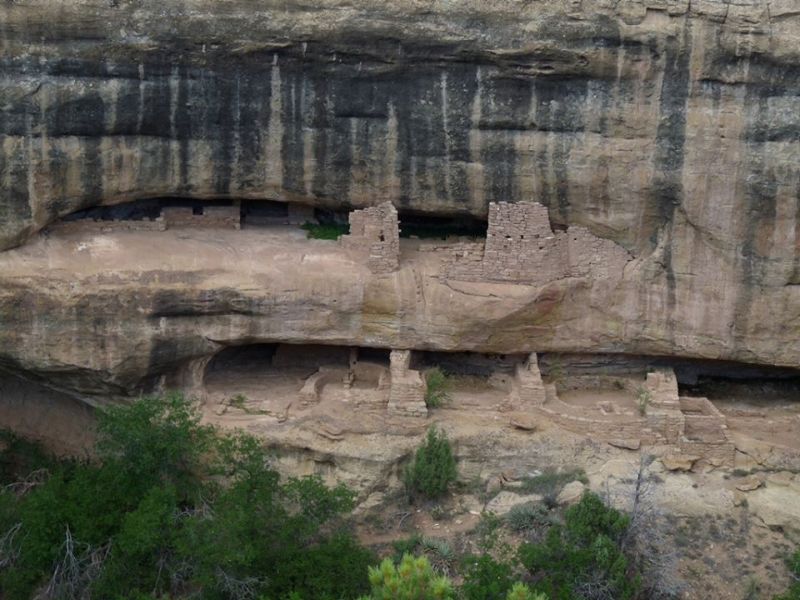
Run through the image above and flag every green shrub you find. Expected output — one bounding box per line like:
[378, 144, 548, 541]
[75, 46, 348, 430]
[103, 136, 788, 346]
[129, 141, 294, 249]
[404, 427, 458, 501]
[359, 554, 454, 600]
[506, 502, 553, 533]
[518, 492, 641, 600]
[517, 469, 588, 506]
[392, 534, 422, 561]
[506, 582, 548, 600]
[636, 386, 652, 416]
[0, 393, 372, 600]
[460, 554, 515, 600]
[424, 368, 452, 408]
[301, 222, 349, 240]
[775, 549, 800, 600]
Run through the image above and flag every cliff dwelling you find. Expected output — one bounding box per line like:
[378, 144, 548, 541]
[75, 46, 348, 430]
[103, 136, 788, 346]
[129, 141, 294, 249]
[3, 1, 800, 597]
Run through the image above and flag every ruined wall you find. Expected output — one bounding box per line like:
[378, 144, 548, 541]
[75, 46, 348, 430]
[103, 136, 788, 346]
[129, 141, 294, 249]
[387, 350, 427, 417]
[162, 206, 240, 230]
[443, 202, 630, 284]
[47, 219, 166, 235]
[528, 366, 734, 464]
[340, 202, 400, 274]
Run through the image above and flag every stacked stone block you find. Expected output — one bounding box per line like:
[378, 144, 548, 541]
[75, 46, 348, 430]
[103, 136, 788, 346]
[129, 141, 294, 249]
[162, 205, 241, 230]
[340, 202, 400, 274]
[523, 366, 733, 466]
[442, 201, 630, 285]
[387, 349, 427, 417]
[507, 352, 547, 410]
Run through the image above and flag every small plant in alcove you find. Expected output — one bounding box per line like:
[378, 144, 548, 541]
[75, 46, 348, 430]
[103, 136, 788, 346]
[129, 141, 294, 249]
[301, 221, 349, 240]
[228, 393, 248, 410]
[425, 367, 452, 408]
[547, 358, 565, 385]
[636, 386, 652, 416]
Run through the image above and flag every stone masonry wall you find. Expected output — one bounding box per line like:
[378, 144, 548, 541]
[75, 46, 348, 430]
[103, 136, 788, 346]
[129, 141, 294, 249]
[387, 350, 427, 417]
[47, 219, 166, 235]
[507, 352, 547, 410]
[162, 205, 241, 230]
[442, 201, 630, 285]
[340, 202, 400, 274]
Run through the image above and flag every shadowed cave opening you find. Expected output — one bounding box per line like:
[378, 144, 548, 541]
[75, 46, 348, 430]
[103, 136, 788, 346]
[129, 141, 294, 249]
[202, 343, 393, 411]
[537, 352, 800, 404]
[398, 211, 487, 240]
[61, 197, 236, 221]
[46, 198, 493, 245]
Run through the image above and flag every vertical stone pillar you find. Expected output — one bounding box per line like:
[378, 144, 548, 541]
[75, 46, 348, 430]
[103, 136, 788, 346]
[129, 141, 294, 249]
[387, 350, 427, 417]
[344, 347, 358, 389]
[507, 352, 546, 410]
[643, 368, 685, 444]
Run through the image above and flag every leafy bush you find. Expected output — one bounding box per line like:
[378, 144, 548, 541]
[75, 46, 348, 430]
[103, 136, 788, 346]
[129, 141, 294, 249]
[359, 554, 454, 600]
[518, 469, 588, 502]
[424, 368, 452, 408]
[636, 387, 652, 416]
[0, 393, 372, 600]
[302, 221, 349, 240]
[506, 582, 548, 600]
[404, 427, 458, 501]
[775, 548, 800, 600]
[460, 554, 515, 600]
[518, 492, 641, 600]
[506, 502, 553, 533]
[392, 534, 422, 562]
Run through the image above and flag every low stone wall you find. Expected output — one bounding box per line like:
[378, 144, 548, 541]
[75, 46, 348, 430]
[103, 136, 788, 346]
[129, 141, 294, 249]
[678, 396, 735, 465]
[162, 206, 241, 230]
[299, 367, 348, 405]
[48, 219, 166, 234]
[523, 365, 735, 466]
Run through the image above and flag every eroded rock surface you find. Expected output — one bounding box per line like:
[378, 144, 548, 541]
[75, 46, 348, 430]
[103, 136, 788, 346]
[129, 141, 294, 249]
[1, 0, 800, 403]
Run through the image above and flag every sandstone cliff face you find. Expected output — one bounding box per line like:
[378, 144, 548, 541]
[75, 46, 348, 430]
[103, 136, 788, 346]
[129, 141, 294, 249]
[1, 0, 800, 402]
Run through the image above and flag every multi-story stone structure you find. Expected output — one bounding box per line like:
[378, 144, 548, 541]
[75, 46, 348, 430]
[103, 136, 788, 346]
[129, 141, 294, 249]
[340, 202, 400, 274]
[442, 201, 631, 285]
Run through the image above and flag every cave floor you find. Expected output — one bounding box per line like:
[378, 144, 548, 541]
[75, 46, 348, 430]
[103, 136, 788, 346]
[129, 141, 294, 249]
[0, 223, 457, 279]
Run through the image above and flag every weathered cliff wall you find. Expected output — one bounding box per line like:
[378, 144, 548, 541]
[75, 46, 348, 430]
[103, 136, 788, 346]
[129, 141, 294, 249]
[3, 1, 800, 252]
[1, 0, 800, 404]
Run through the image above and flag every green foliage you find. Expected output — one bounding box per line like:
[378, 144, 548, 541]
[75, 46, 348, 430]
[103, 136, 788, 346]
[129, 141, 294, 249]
[636, 387, 652, 416]
[302, 221, 349, 240]
[404, 427, 458, 501]
[460, 554, 515, 600]
[506, 582, 548, 600]
[775, 549, 800, 600]
[518, 492, 641, 600]
[0, 393, 371, 600]
[359, 554, 454, 600]
[517, 469, 588, 505]
[392, 534, 422, 562]
[424, 368, 452, 408]
[505, 502, 553, 533]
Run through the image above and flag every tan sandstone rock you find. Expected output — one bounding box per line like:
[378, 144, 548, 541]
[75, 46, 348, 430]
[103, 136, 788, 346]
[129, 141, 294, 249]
[486, 492, 543, 516]
[556, 481, 586, 506]
[662, 454, 700, 472]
